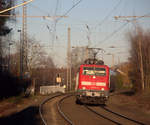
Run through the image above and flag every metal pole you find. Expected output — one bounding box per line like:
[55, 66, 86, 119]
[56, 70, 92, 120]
[66, 28, 69, 91]
[69, 28, 72, 91]
[18, 30, 22, 78]
[133, 21, 145, 90]
[8, 30, 13, 72]
[67, 27, 71, 91]
[137, 28, 145, 90]
[22, 0, 28, 76]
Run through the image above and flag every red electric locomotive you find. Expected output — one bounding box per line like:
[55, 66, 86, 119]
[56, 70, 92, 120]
[75, 59, 110, 104]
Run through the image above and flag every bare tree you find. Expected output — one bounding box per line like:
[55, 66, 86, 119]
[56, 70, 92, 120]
[27, 38, 47, 71]
[128, 28, 150, 92]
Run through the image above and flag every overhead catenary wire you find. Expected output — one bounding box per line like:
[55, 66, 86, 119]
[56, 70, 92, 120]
[53, 0, 83, 28]
[54, 0, 60, 15]
[86, 0, 122, 47]
[51, 0, 60, 48]
[94, 12, 150, 58]
[64, 0, 83, 16]
[57, 0, 83, 21]
[97, 12, 150, 48]
[93, 22, 129, 47]
[95, 0, 122, 29]
[45, 0, 83, 49]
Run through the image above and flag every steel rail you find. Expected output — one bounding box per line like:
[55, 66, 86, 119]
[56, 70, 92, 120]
[57, 94, 75, 125]
[85, 105, 146, 125]
[85, 105, 121, 125]
[101, 106, 145, 125]
[39, 93, 63, 125]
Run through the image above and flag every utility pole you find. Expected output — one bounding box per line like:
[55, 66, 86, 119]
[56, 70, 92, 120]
[114, 15, 149, 90]
[22, 0, 28, 78]
[17, 30, 22, 78]
[137, 27, 145, 90]
[8, 32, 13, 73]
[67, 27, 71, 91]
[69, 28, 72, 91]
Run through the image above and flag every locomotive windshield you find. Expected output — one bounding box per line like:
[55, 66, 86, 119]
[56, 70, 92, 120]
[83, 67, 106, 76]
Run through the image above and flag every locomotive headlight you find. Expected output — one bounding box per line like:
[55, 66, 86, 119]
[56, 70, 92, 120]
[82, 87, 86, 90]
[101, 88, 104, 91]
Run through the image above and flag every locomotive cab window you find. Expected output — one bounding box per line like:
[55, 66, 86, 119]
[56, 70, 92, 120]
[83, 67, 106, 76]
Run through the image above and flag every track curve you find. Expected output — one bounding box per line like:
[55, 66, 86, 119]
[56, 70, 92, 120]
[84, 104, 146, 125]
[39, 94, 148, 125]
[39, 93, 74, 125]
[57, 94, 74, 125]
[39, 93, 63, 125]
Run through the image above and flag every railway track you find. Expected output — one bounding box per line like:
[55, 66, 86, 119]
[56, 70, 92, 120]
[85, 105, 146, 125]
[39, 93, 74, 125]
[39, 94, 148, 125]
[57, 94, 74, 125]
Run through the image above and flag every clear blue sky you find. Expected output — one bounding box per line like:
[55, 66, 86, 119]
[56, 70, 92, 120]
[10, 0, 150, 67]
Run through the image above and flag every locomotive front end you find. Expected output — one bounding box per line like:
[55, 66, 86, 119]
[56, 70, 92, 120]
[76, 64, 110, 104]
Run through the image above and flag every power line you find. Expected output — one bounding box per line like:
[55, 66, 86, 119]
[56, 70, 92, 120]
[54, 0, 60, 15]
[51, 0, 60, 48]
[58, 0, 83, 21]
[94, 22, 128, 47]
[90, 0, 122, 48]
[49, 0, 83, 49]
[64, 0, 83, 16]
[94, 0, 122, 30]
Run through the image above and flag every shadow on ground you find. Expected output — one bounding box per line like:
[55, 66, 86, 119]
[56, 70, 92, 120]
[0, 106, 43, 125]
[120, 90, 135, 96]
[0, 71, 31, 100]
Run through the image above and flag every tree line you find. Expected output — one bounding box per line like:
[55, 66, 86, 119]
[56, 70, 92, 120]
[128, 27, 150, 92]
